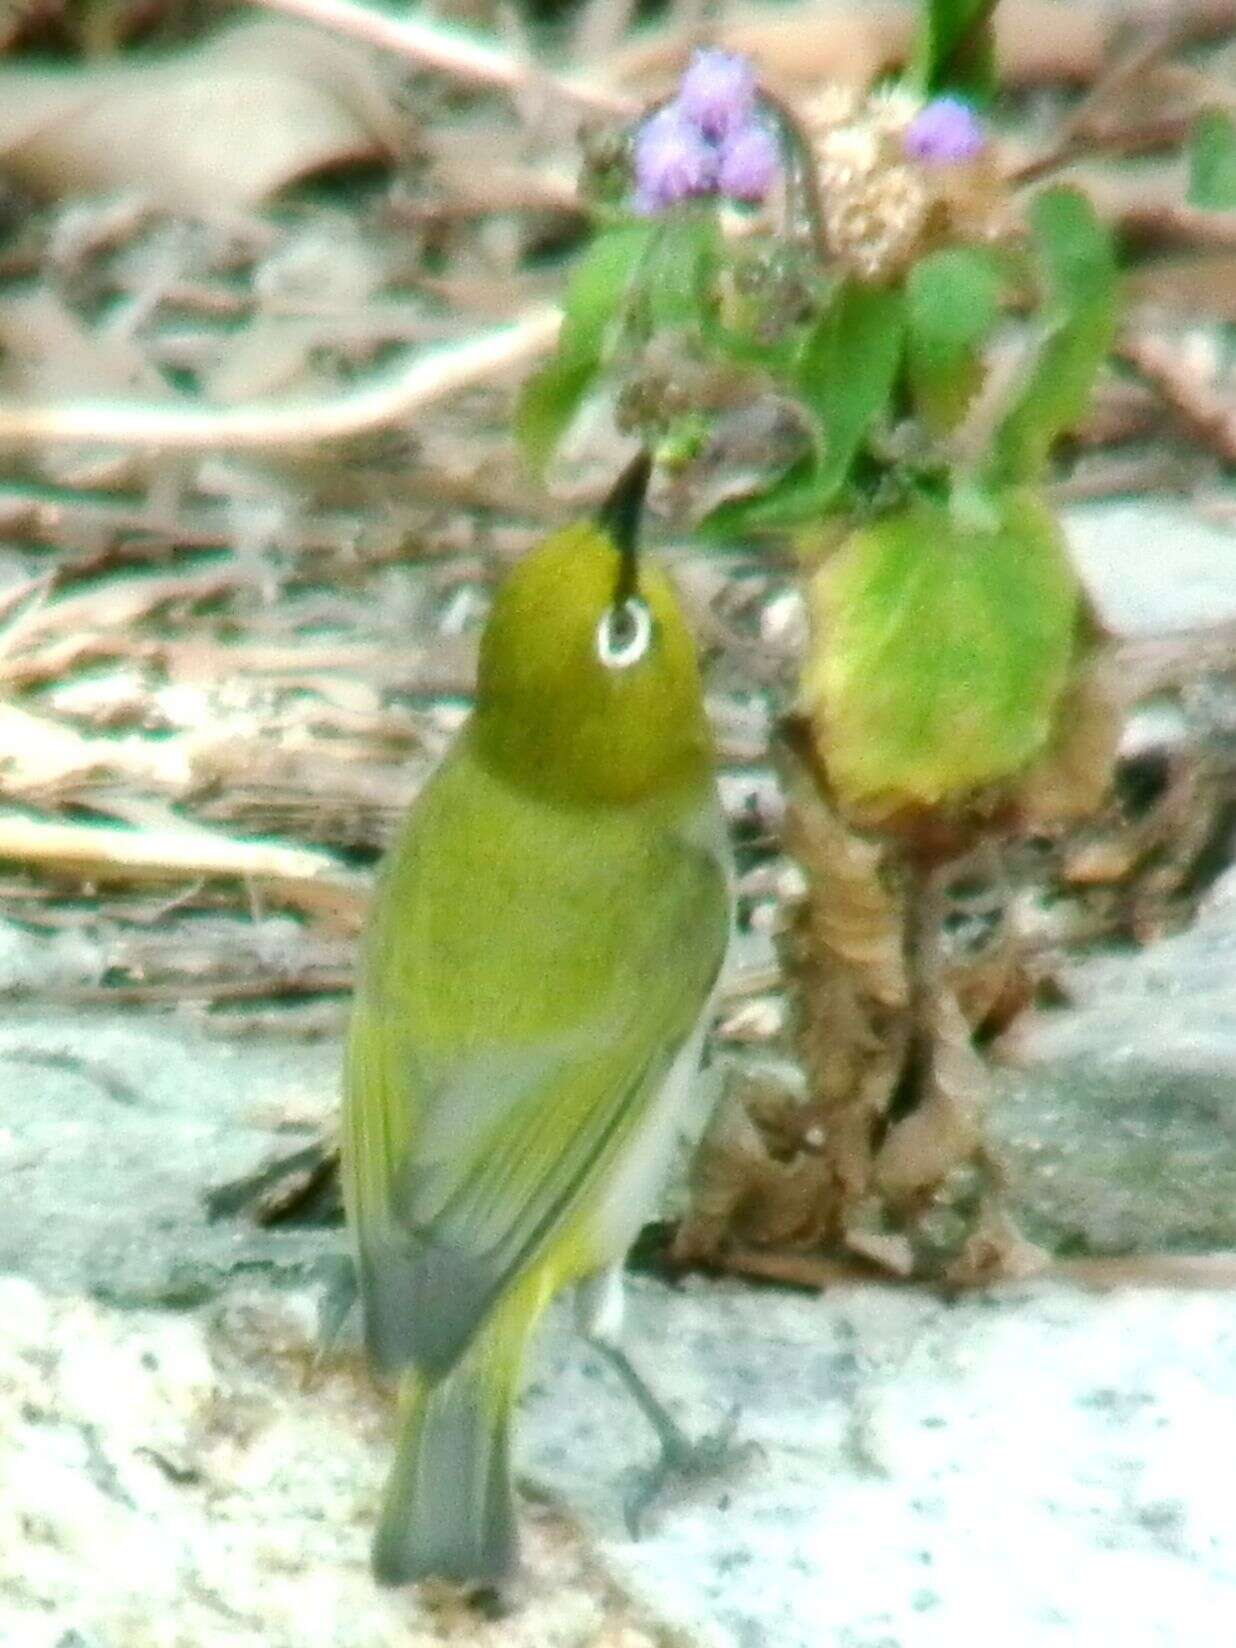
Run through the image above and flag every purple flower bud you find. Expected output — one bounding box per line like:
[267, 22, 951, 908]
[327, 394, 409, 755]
[903, 96, 986, 165]
[677, 48, 757, 142]
[632, 104, 718, 210]
[718, 118, 779, 203]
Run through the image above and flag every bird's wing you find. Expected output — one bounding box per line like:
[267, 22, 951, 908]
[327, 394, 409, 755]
[343, 749, 730, 1379]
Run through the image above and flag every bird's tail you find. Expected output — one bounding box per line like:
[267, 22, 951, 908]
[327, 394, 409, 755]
[371, 1266, 549, 1589]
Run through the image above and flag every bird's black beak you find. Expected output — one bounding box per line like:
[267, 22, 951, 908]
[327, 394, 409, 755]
[598, 449, 652, 606]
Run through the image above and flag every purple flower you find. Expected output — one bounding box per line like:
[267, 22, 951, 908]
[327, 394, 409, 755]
[633, 104, 718, 211]
[718, 119, 779, 203]
[677, 48, 757, 142]
[629, 51, 773, 213]
[903, 96, 986, 164]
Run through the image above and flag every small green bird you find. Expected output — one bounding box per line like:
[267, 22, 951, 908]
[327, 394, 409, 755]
[343, 453, 733, 1588]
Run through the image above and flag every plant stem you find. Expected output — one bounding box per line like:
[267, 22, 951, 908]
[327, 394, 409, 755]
[758, 87, 829, 265]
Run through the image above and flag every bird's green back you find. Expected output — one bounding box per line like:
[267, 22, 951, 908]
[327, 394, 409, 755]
[344, 518, 730, 1380]
[345, 734, 729, 1376]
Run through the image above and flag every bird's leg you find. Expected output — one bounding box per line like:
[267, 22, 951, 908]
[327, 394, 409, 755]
[575, 1267, 749, 1537]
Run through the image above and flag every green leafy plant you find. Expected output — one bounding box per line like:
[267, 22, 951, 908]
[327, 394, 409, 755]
[516, 0, 1126, 1278]
[519, 31, 1120, 813]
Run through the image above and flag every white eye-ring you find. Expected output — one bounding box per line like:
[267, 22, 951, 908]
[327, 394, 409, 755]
[596, 597, 652, 670]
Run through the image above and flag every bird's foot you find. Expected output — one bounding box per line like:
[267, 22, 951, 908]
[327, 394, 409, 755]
[622, 1405, 754, 1538]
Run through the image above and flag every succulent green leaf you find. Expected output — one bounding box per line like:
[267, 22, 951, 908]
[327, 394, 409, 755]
[911, 0, 1000, 103]
[906, 246, 1004, 431]
[515, 222, 655, 473]
[1188, 110, 1236, 210]
[804, 486, 1079, 809]
[701, 279, 905, 535]
[992, 186, 1118, 482]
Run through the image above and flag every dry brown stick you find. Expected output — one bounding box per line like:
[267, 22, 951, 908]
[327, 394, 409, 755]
[0, 814, 366, 928]
[1051, 451, 1203, 502]
[42, 960, 783, 1010]
[0, 307, 561, 451]
[1117, 332, 1236, 465]
[194, 1001, 348, 1038]
[1128, 254, 1236, 322]
[49, 971, 354, 1007]
[1105, 620, 1236, 700]
[0, 485, 375, 564]
[1006, 23, 1182, 186]
[1088, 170, 1236, 251]
[245, 0, 635, 116]
[0, 1049, 143, 1105]
[1121, 202, 1236, 251]
[0, 570, 241, 659]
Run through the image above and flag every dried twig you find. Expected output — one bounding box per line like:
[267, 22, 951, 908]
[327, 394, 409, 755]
[0, 814, 366, 927]
[245, 0, 635, 116]
[1006, 23, 1182, 186]
[1087, 171, 1236, 250]
[1116, 332, 1236, 465]
[0, 308, 561, 451]
[1106, 620, 1236, 700]
[0, 1049, 143, 1106]
[1128, 255, 1236, 322]
[50, 972, 353, 1007]
[1051, 451, 1205, 502]
[0, 570, 241, 658]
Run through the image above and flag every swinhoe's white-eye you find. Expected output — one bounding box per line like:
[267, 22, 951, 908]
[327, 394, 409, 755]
[343, 452, 733, 1588]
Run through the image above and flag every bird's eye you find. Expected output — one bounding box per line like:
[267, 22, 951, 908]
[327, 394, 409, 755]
[596, 597, 652, 670]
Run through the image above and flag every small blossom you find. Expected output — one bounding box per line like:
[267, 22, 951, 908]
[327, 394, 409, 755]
[718, 119, 780, 203]
[633, 104, 718, 210]
[903, 96, 986, 164]
[677, 48, 757, 141]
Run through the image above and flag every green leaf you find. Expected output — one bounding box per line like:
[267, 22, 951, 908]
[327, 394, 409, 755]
[911, 0, 1000, 103]
[1188, 109, 1236, 210]
[906, 246, 1004, 431]
[804, 486, 1079, 809]
[642, 210, 722, 332]
[702, 280, 905, 536]
[557, 222, 656, 360]
[513, 358, 599, 480]
[992, 186, 1118, 482]
[515, 221, 654, 473]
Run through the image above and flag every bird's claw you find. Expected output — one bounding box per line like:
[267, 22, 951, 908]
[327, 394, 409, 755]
[622, 1405, 752, 1538]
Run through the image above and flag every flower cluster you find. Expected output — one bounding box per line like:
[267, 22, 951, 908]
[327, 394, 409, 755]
[804, 86, 997, 279]
[633, 50, 780, 214]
